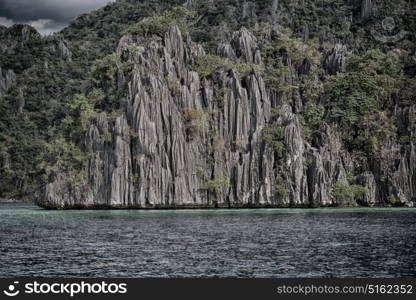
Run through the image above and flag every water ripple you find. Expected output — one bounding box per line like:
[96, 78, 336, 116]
[0, 204, 415, 277]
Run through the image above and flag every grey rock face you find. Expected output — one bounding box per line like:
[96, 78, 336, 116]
[361, 0, 373, 19]
[306, 126, 350, 207]
[0, 67, 16, 98]
[38, 26, 416, 209]
[1, 151, 10, 170]
[0, 25, 40, 52]
[383, 105, 416, 206]
[58, 40, 72, 63]
[323, 43, 348, 75]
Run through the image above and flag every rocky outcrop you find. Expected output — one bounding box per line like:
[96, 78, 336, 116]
[37, 25, 416, 209]
[230, 27, 262, 64]
[1, 151, 10, 170]
[217, 27, 263, 64]
[306, 126, 350, 207]
[0, 67, 16, 98]
[39, 26, 271, 208]
[323, 43, 348, 75]
[0, 0, 412, 208]
[0, 24, 41, 50]
[382, 105, 416, 206]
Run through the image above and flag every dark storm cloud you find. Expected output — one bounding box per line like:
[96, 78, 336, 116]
[0, 0, 114, 34]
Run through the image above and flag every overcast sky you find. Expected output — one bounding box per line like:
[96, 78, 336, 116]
[0, 0, 114, 35]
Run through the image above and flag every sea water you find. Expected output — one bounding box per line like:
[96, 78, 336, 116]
[0, 203, 415, 277]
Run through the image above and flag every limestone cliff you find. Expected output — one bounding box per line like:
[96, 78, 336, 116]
[38, 24, 416, 208]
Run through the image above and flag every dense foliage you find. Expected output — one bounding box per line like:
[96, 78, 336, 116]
[322, 49, 403, 155]
[334, 182, 368, 206]
[124, 6, 198, 38]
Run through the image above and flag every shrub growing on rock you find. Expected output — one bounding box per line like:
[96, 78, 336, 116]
[334, 182, 368, 206]
[182, 108, 207, 141]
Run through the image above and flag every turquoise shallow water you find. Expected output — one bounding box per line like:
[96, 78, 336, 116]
[0, 203, 415, 277]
